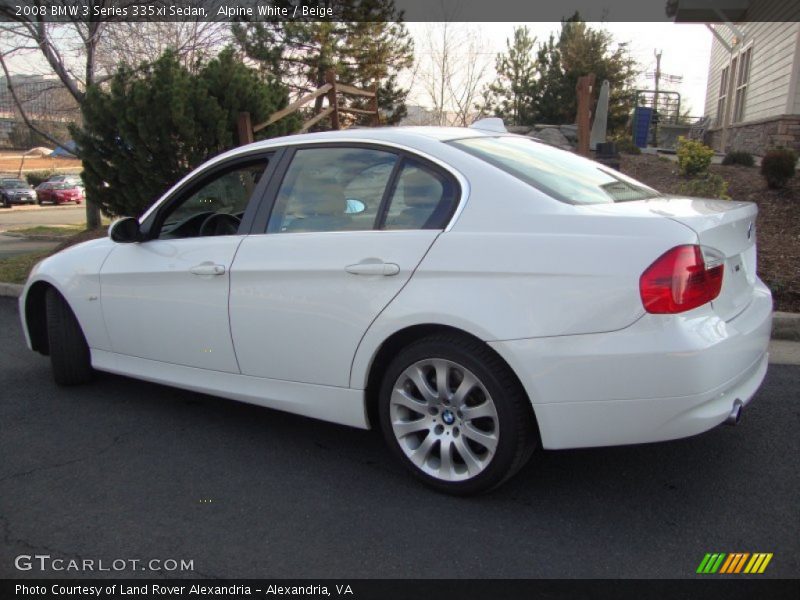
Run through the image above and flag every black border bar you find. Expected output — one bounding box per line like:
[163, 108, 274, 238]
[3, 579, 800, 600]
[0, 0, 799, 23]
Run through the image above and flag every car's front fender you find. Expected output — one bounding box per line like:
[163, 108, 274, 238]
[20, 238, 116, 353]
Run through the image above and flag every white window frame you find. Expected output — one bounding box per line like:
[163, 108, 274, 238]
[732, 45, 753, 124]
[716, 65, 729, 127]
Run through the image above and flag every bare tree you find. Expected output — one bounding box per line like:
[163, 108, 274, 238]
[416, 22, 492, 126]
[447, 29, 491, 126]
[0, 2, 230, 227]
[0, 1, 129, 227]
[97, 22, 230, 74]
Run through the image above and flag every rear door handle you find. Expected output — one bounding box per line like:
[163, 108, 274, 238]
[190, 262, 226, 276]
[345, 262, 400, 276]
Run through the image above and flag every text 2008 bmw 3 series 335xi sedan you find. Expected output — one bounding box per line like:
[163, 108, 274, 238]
[19, 123, 772, 494]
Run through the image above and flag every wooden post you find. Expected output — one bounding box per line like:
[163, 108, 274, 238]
[576, 74, 596, 157]
[325, 69, 340, 130]
[370, 84, 380, 126]
[237, 112, 254, 146]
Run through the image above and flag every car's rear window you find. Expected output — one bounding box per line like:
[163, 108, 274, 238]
[448, 136, 660, 204]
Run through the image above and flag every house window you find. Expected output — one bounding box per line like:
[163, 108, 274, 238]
[732, 47, 752, 123]
[716, 66, 729, 127]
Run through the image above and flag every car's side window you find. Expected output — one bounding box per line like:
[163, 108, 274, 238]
[382, 160, 458, 230]
[156, 159, 269, 240]
[268, 147, 398, 233]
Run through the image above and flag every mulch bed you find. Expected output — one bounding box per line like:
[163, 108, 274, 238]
[621, 154, 799, 313]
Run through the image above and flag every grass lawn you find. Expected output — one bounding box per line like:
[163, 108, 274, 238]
[0, 249, 51, 284]
[0, 227, 107, 284]
[8, 224, 86, 238]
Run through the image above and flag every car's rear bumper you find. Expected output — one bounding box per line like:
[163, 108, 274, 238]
[489, 278, 773, 449]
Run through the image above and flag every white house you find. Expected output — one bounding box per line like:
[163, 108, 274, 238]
[700, 0, 800, 155]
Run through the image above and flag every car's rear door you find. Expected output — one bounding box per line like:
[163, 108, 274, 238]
[229, 143, 461, 387]
[99, 153, 274, 373]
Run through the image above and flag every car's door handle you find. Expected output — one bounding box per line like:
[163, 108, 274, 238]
[345, 261, 400, 276]
[190, 263, 226, 276]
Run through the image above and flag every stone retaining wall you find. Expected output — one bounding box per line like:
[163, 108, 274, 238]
[707, 115, 800, 156]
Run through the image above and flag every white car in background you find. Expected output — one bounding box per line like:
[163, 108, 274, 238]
[19, 123, 772, 494]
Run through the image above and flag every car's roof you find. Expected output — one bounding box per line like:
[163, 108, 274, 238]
[243, 125, 497, 150]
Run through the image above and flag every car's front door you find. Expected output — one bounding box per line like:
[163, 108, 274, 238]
[99, 155, 272, 373]
[229, 144, 460, 387]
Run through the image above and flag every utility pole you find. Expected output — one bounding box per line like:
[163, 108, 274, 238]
[653, 49, 662, 147]
[646, 49, 682, 148]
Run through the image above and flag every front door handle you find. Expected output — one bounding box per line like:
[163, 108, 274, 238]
[345, 261, 400, 276]
[190, 262, 225, 276]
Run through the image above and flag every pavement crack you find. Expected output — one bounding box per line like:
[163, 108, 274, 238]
[0, 430, 135, 484]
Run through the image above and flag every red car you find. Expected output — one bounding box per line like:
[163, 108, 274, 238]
[35, 182, 84, 205]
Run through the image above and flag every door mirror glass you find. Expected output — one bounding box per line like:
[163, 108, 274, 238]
[345, 198, 367, 214]
[109, 217, 142, 243]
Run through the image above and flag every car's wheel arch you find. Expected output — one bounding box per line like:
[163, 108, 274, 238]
[361, 323, 540, 440]
[25, 280, 86, 356]
[24, 280, 56, 355]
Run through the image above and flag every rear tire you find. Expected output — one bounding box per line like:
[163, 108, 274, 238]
[378, 333, 538, 495]
[45, 288, 94, 386]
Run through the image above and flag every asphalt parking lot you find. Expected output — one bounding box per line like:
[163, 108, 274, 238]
[1, 296, 798, 579]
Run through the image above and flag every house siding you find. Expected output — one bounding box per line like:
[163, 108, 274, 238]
[704, 19, 799, 123]
[703, 0, 800, 153]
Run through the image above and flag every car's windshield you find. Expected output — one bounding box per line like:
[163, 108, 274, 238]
[51, 183, 74, 190]
[2, 180, 28, 189]
[448, 136, 660, 204]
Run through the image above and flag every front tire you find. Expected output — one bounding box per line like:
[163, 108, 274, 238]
[45, 288, 94, 386]
[378, 333, 537, 495]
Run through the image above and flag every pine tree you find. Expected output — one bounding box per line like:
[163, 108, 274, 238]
[232, 0, 413, 127]
[480, 27, 538, 125]
[547, 14, 638, 130]
[531, 33, 569, 124]
[72, 49, 295, 218]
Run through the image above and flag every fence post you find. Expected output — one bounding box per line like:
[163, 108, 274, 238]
[370, 84, 380, 126]
[325, 69, 340, 130]
[576, 74, 596, 157]
[237, 112, 254, 145]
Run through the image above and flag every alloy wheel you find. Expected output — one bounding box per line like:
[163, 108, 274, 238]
[389, 358, 499, 482]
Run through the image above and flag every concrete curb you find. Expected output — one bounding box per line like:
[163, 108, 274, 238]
[773, 311, 800, 342]
[0, 281, 797, 341]
[0, 282, 23, 298]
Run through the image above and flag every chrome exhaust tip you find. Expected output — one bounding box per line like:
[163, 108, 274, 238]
[725, 400, 743, 426]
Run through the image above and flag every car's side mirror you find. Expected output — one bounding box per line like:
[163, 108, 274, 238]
[108, 217, 142, 243]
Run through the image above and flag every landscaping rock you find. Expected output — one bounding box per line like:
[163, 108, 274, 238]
[506, 125, 533, 135]
[560, 124, 578, 142]
[530, 127, 573, 150]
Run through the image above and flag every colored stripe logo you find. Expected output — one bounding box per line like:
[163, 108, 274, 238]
[697, 553, 773, 574]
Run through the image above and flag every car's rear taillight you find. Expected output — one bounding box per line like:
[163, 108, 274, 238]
[640, 245, 724, 314]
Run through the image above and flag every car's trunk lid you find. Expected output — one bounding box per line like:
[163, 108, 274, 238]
[587, 197, 759, 321]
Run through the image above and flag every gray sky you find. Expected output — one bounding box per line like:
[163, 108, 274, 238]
[406, 21, 712, 117]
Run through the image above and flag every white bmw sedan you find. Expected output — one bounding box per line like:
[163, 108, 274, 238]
[19, 124, 773, 494]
